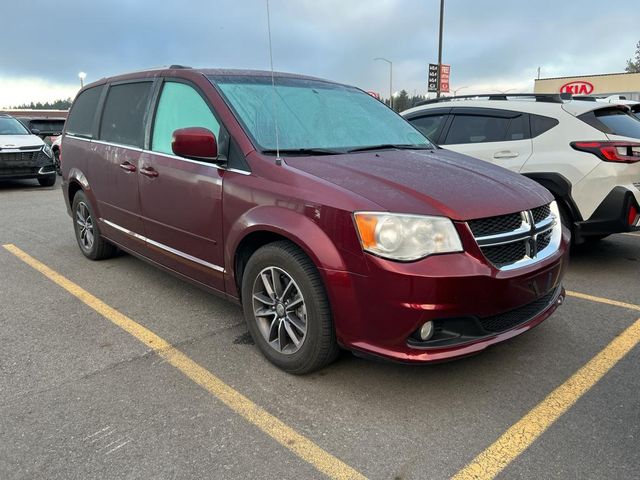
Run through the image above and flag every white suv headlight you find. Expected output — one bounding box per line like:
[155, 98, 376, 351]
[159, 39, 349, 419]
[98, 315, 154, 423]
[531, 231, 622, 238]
[353, 212, 463, 261]
[42, 144, 53, 159]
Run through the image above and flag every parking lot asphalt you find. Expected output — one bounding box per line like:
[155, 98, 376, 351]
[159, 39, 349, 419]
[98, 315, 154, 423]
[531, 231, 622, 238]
[1, 178, 638, 480]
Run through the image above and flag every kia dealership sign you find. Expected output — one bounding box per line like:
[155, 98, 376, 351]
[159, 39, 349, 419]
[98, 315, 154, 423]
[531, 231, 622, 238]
[560, 81, 594, 95]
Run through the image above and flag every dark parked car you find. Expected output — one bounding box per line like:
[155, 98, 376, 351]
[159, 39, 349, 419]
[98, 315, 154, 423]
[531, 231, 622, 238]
[61, 67, 569, 373]
[0, 114, 57, 186]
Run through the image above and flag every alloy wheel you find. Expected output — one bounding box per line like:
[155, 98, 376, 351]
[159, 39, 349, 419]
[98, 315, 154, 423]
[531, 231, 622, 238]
[75, 202, 95, 251]
[252, 266, 308, 354]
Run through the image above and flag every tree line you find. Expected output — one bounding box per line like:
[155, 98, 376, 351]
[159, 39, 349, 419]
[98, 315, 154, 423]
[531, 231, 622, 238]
[10, 98, 73, 110]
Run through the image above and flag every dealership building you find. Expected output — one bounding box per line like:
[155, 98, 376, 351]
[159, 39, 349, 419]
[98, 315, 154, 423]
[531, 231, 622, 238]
[534, 72, 640, 100]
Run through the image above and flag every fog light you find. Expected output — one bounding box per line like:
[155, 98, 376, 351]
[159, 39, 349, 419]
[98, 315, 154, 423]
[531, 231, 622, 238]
[419, 321, 434, 341]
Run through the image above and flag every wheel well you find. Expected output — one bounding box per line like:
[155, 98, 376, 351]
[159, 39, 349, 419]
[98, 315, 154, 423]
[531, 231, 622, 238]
[234, 231, 295, 295]
[521, 172, 582, 223]
[68, 181, 83, 205]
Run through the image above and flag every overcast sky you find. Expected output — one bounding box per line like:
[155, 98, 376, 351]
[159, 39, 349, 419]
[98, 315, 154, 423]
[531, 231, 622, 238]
[1, 0, 638, 107]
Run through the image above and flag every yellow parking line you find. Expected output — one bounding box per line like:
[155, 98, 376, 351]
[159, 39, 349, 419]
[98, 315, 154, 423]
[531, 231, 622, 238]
[567, 290, 640, 312]
[2, 244, 366, 480]
[452, 310, 640, 479]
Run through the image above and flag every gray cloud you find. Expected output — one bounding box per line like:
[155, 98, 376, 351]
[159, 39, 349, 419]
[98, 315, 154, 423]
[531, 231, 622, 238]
[2, 0, 638, 96]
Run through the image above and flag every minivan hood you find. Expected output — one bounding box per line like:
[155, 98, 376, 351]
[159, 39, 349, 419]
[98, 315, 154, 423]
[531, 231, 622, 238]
[0, 134, 44, 149]
[285, 148, 552, 220]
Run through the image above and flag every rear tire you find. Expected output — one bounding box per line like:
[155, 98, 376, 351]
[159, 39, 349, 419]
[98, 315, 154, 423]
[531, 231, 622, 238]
[38, 174, 56, 187]
[241, 241, 339, 374]
[72, 191, 117, 260]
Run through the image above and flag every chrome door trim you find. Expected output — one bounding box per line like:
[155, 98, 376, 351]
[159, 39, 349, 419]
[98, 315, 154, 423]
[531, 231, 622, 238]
[101, 218, 225, 273]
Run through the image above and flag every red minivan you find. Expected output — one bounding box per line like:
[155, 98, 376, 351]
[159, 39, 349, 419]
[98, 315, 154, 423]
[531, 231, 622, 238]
[61, 67, 569, 373]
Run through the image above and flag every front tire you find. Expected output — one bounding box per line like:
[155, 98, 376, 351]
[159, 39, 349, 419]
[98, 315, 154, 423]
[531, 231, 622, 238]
[72, 191, 117, 260]
[241, 241, 339, 374]
[38, 174, 56, 187]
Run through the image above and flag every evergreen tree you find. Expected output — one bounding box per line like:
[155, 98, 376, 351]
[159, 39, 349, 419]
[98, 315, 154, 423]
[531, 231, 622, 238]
[625, 41, 640, 73]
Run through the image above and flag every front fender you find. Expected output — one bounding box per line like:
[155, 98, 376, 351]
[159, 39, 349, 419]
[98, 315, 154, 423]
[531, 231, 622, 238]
[224, 205, 354, 297]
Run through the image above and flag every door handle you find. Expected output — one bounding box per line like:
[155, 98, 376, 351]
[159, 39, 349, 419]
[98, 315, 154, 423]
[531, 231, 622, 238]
[119, 161, 136, 172]
[139, 166, 159, 178]
[493, 150, 519, 159]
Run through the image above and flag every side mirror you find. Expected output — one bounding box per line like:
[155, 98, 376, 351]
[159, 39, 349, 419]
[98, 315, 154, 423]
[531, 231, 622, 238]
[171, 127, 218, 162]
[31, 128, 41, 136]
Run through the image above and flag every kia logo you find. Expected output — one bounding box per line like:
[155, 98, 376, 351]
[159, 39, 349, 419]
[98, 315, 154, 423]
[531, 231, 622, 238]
[560, 81, 594, 95]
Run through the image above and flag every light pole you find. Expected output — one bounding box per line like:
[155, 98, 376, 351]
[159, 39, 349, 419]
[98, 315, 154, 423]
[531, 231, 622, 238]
[374, 57, 393, 109]
[452, 86, 468, 96]
[78, 71, 86, 88]
[436, 0, 445, 98]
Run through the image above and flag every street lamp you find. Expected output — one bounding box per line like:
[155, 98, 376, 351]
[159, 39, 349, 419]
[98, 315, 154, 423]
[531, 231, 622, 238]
[374, 57, 393, 109]
[452, 86, 468, 96]
[78, 71, 87, 88]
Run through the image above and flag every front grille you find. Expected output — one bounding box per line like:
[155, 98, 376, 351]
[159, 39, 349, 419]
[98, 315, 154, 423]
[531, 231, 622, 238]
[537, 230, 552, 251]
[532, 204, 551, 223]
[467, 212, 522, 237]
[0, 167, 40, 176]
[479, 288, 558, 333]
[0, 150, 42, 163]
[482, 241, 527, 268]
[468, 203, 557, 270]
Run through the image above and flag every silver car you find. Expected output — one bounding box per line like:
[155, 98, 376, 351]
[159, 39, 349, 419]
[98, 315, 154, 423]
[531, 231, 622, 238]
[0, 114, 56, 186]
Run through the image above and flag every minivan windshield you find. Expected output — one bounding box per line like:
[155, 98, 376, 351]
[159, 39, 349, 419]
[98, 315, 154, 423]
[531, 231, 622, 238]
[0, 116, 30, 135]
[210, 75, 431, 153]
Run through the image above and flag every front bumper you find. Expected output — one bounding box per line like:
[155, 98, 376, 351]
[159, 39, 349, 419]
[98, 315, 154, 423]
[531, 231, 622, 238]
[324, 226, 570, 363]
[575, 186, 640, 241]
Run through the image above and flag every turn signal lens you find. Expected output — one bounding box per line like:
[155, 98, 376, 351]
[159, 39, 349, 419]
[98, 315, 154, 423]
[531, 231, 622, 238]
[353, 212, 463, 261]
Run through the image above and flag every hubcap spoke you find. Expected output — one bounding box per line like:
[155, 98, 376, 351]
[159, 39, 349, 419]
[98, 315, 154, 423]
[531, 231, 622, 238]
[283, 320, 301, 347]
[285, 296, 303, 311]
[286, 312, 306, 335]
[261, 272, 276, 300]
[277, 321, 288, 351]
[253, 292, 275, 306]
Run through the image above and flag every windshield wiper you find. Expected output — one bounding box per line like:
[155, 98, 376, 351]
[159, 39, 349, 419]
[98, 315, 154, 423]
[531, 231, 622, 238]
[347, 144, 434, 153]
[261, 148, 343, 156]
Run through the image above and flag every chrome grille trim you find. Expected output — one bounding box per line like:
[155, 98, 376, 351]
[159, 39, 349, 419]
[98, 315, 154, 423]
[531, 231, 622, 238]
[467, 203, 561, 271]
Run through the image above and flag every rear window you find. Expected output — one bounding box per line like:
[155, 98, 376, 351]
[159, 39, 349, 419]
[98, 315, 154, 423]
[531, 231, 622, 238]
[579, 107, 640, 139]
[100, 82, 153, 148]
[66, 86, 103, 137]
[530, 114, 558, 137]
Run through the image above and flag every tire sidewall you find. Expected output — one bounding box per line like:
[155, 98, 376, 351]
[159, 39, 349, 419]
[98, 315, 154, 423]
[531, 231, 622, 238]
[241, 245, 329, 372]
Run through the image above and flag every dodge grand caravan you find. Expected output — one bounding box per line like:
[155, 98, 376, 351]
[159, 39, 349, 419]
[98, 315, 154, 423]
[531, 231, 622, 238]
[61, 67, 569, 373]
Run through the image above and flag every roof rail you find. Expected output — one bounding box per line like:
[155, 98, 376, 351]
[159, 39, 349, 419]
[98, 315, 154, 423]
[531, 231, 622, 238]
[416, 92, 573, 106]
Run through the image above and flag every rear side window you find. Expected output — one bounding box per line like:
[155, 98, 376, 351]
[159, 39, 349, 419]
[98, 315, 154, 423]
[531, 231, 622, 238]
[66, 86, 103, 137]
[587, 108, 640, 139]
[530, 114, 559, 137]
[443, 115, 510, 145]
[151, 82, 221, 155]
[100, 82, 152, 147]
[505, 114, 528, 140]
[408, 114, 447, 142]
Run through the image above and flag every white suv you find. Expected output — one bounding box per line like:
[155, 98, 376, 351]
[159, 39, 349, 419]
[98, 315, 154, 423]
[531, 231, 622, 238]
[402, 94, 640, 243]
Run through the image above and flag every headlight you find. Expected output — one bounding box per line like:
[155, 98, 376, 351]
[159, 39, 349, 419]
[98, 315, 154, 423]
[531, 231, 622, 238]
[353, 212, 463, 261]
[42, 144, 53, 158]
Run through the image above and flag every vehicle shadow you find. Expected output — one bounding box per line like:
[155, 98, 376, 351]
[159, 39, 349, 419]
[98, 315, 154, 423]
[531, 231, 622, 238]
[0, 178, 59, 191]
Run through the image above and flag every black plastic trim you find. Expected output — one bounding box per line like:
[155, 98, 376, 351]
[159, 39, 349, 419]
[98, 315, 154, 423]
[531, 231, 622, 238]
[575, 186, 640, 238]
